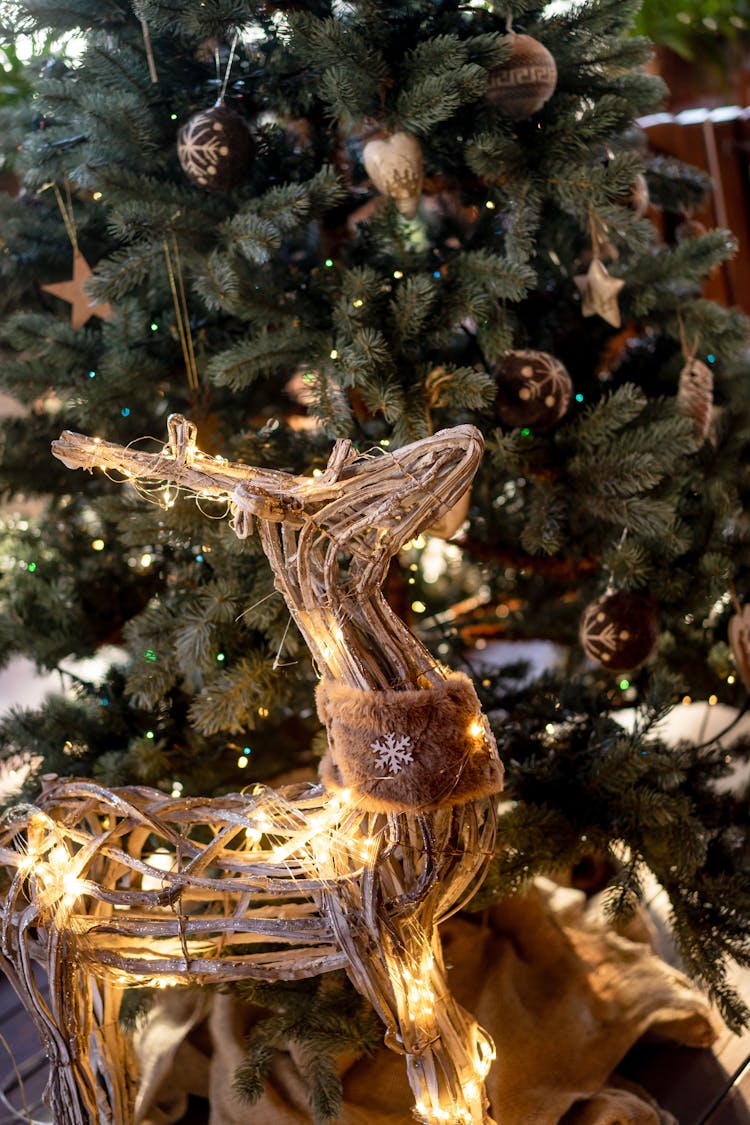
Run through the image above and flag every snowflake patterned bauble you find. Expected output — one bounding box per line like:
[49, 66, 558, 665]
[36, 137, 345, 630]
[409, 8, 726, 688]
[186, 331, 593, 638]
[494, 349, 572, 430]
[363, 131, 423, 218]
[579, 592, 659, 671]
[485, 33, 557, 118]
[177, 103, 252, 191]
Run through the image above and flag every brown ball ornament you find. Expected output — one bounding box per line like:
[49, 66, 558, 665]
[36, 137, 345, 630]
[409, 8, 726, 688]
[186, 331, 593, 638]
[485, 33, 557, 118]
[494, 349, 572, 430]
[177, 103, 252, 191]
[425, 486, 471, 540]
[728, 605, 750, 690]
[676, 217, 708, 243]
[579, 592, 659, 671]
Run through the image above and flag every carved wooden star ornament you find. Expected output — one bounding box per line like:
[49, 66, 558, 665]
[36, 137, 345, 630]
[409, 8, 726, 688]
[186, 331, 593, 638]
[41, 250, 114, 330]
[574, 257, 625, 328]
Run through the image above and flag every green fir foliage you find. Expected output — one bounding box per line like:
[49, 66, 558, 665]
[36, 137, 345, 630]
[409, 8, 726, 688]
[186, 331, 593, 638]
[233, 972, 382, 1124]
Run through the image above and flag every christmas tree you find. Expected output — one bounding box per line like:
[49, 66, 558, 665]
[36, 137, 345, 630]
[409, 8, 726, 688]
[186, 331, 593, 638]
[1, 0, 749, 1119]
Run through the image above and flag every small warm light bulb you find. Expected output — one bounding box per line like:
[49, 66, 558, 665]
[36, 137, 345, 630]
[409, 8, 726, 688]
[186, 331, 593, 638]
[352, 298, 364, 308]
[16, 854, 37, 878]
[62, 871, 83, 900]
[92, 538, 105, 551]
[728, 674, 736, 684]
[468, 720, 484, 738]
[140, 553, 152, 567]
[485, 200, 495, 209]
[329, 348, 339, 359]
[393, 269, 404, 279]
[682, 695, 692, 705]
[49, 845, 68, 869]
[246, 827, 262, 844]
[237, 756, 248, 769]
[708, 694, 718, 705]
[411, 601, 426, 613]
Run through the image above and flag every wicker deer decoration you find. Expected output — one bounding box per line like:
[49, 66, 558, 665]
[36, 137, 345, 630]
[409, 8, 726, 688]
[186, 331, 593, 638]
[0, 416, 503, 1124]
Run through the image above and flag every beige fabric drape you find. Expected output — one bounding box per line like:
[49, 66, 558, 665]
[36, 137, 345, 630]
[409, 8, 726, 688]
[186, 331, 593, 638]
[136, 879, 721, 1125]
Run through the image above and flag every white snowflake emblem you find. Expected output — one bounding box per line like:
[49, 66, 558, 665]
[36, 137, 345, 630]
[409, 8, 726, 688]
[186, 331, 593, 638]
[178, 114, 229, 185]
[370, 733, 414, 775]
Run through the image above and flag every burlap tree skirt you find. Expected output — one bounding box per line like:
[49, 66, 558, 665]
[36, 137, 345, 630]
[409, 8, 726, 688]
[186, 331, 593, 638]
[135, 878, 720, 1125]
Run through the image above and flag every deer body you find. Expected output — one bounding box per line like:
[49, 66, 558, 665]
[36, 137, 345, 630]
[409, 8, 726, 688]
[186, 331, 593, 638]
[0, 419, 501, 1124]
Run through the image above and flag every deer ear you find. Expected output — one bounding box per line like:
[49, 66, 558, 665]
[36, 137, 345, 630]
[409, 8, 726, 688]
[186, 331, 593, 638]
[231, 507, 253, 539]
[53, 451, 84, 471]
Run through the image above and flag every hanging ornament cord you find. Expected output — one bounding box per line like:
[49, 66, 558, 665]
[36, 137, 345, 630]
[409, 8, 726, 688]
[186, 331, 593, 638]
[604, 527, 628, 596]
[51, 182, 78, 255]
[677, 310, 699, 368]
[162, 231, 199, 394]
[215, 31, 240, 105]
[588, 204, 605, 262]
[140, 17, 158, 84]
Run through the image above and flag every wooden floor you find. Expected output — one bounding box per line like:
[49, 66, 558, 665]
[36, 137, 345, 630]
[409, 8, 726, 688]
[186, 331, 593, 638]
[0, 976, 50, 1124]
[1, 971, 748, 1124]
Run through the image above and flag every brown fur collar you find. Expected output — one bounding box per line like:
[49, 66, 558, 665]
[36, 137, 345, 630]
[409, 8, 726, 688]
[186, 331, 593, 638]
[316, 672, 503, 813]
